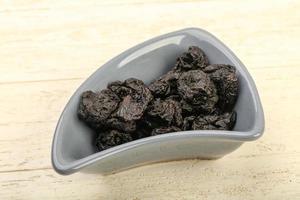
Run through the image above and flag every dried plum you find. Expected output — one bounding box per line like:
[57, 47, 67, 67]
[77, 45, 239, 152]
[180, 99, 206, 116]
[175, 46, 209, 71]
[148, 70, 180, 97]
[182, 116, 196, 131]
[115, 78, 153, 121]
[177, 70, 218, 113]
[203, 64, 238, 111]
[166, 94, 182, 101]
[106, 117, 136, 132]
[96, 130, 133, 151]
[147, 98, 183, 127]
[78, 90, 120, 128]
[192, 112, 236, 130]
[108, 81, 132, 98]
[134, 118, 158, 139]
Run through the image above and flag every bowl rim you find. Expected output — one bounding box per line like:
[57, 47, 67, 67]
[51, 27, 265, 175]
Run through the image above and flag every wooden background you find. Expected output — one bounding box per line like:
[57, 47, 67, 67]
[0, 0, 299, 199]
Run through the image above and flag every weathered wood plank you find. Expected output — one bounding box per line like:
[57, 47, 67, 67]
[0, 0, 299, 82]
[0, 154, 299, 200]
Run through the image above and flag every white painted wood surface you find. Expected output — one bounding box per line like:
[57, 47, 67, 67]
[0, 0, 299, 199]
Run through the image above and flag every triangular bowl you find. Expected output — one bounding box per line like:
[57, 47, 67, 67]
[52, 28, 264, 175]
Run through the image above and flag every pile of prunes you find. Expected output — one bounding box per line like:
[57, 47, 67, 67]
[78, 46, 239, 151]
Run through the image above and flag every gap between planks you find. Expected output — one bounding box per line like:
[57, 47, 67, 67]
[0, 167, 52, 174]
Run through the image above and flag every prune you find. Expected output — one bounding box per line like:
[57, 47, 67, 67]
[124, 78, 148, 94]
[96, 130, 133, 151]
[180, 99, 194, 114]
[115, 78, 153, 121]
[151, 126, 181, 136]
[177, 70, 218, 113]
[175, 46, 209, 71]
[134, 118, 157, 139]
[180, 99, 206, 116]
[214, 112, 236, 130]
[148, 70, 180, 97]
[166, 94, 182, 101]
[192, 112, 236, 130]
[77, 90, 120, 128]
[77, 45, 239, 152]
[147, 98, 183, 127]
[108, 81, 132, 98]
[182, 116, 196, 130]
[203, 64, 238, 111]
[106, 117, 136, 132]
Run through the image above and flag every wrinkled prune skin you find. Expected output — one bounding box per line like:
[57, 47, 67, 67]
[116, 95, 145, 121]
[180, 99, 206, 116]
[147, 98, 183, 127]
[177, 70, 218, 113]
[175, 46, 209, 71]
[78, 90, 120, 128]
[192, 112, 236, 130]
[214, 112, 236, 130]
[96, 130, 133, 151]
[180, 99, 194, 115]
[115, 78, 153, 121]
[203, 64, 238, 111]
[148, 70, 180, 97]
[151, 126, 182, 136]
[182, 116, 196, 131]
[107, 81, 132, 98]
[106, 117, 136, 132]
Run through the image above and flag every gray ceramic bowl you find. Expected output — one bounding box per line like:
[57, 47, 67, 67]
[51, 28, 264, 175]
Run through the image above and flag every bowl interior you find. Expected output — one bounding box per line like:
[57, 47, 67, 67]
[54, 31, 257, 165]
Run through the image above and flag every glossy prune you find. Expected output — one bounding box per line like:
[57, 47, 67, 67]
[96, 130, 133, 151]
[77, 90, 120, 128]
[203, 64, 238, 111]
[78, 46, 239, 151]
[192, 112, 236, 130]
[177, 70, 218, 113]
[174, 46, 209, 71]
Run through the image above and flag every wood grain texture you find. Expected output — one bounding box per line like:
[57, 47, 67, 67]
[0, 0, 299, 199]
